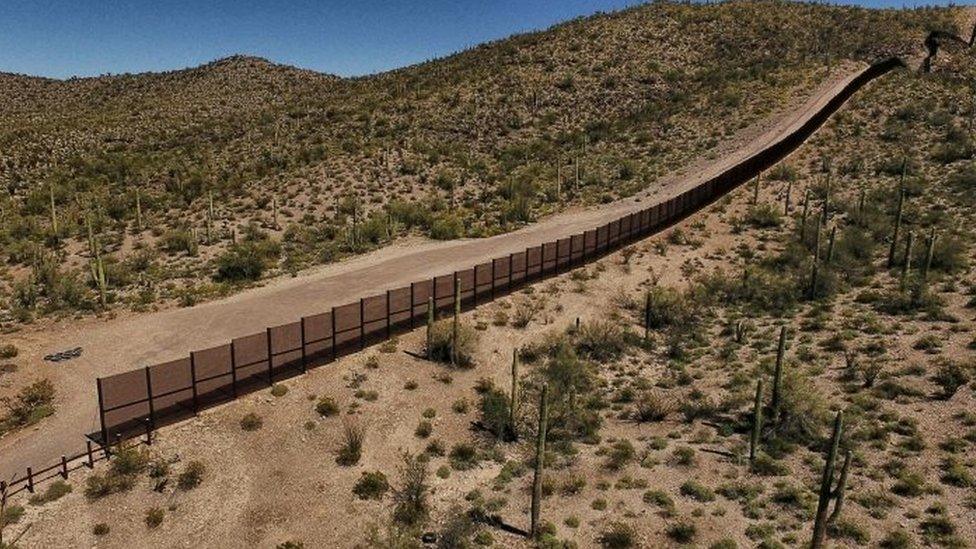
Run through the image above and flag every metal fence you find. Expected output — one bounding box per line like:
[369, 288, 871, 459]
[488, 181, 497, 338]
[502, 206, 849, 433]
[87, 57, 904, 457]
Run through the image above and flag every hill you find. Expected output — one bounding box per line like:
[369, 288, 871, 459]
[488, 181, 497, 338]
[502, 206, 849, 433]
[0, 1, 962, 325]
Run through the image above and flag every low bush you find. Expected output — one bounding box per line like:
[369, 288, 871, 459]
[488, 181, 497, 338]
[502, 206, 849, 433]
[315, 396, 340, 417]
[336, 419, 366, 466]
[177, 461, 206, 490]
[598, 522, 637, 548]
[352, 471, 390, 500]
[426, 320, 479, 367]
[240, 412, 263, 431]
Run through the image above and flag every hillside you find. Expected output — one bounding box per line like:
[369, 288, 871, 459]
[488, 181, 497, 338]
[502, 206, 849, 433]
[4, 32, 976, 548]
[0, 2, 955, 325]
[0, 1, 961, 326]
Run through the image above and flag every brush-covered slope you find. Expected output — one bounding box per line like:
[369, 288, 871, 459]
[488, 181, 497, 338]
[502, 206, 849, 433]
[0, 0, 962, 323]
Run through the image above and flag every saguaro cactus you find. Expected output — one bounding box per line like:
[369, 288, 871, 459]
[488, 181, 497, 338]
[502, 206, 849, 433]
[922, 229, 937, 282]
[272, 195, 280, 230]
[799, 190, 811, 240]
[887, 188, 906, 268]
[135, 189, 143, 231]
[750, 379, 763, 464]
[771, 326, 787, 422]
[49, 184, 58, 236]
[510, 348, 520, 440]
[900, 231, 914, 290]
[826, 226, 837, 264]
[643, 291, 651, 340]
[811, 411, 844, 549]
[820, 172, 831, 225]
[784, 181, 792, 215]
[753, 173, 761, 204]
[828, 449, 853, 525]
[530, 383, 550, 538]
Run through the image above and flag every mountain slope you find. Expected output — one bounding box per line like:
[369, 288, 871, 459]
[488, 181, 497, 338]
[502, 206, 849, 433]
[0, 1, 963, 324]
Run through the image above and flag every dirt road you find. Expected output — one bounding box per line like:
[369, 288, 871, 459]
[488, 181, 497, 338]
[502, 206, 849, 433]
[0, 63, 869, 479]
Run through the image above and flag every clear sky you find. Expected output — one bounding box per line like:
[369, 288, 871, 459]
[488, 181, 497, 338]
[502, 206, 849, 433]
[0, 0, 970, 79]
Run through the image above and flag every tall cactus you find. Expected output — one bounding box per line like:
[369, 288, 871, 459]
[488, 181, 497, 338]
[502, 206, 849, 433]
[887, 188, 906, 268]
[820, 171, 831, 225]
[272, 195, 280, 230]
[922, 229, 937, 282]
[784, 181, 792, 215]
[799, 189, 811, 240]
[771, 326, 787, 422]
[135, 189, 143, 231]
[828, 450, 853, 525]
[643, 291, 651, 340]
[826, 226, 837, 264]
[750, 379, 763, 464]
[812, 411, 844, 549]
[530, 383, 550, 539]
[49, 184, 58, 236]
[900, 231, 914, 290]
[753, 173, 761, 204]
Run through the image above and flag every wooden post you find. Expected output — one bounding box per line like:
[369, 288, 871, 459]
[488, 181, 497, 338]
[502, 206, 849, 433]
[530, 384, 549, 538]
[643, 291, 651, 340]
[331, 307, 338, 362]
[772, 327, 787, 422]
[61, 455, 68, 479]
[750, 379, 763, 464]
[26, 467, 34, 494]
[86, 440, 95, 468]
[300, 317, 308, 372]
[826, 226, 837, 264]
[812, 411, 844, 549]
[452, 276, 461, 366]
[410, 283, 417, 329]
[800, 190, 811, 241]
[752, 174, 760, 204]
[784, 181, 792, 214]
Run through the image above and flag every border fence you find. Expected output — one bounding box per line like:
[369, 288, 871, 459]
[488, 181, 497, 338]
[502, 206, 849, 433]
[0, 56, 906, 501]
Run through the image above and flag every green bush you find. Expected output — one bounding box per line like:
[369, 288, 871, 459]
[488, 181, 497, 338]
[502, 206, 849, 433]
[315, 397, 340, 417]
[598, 522, 637, 548]
[240, 412, 263, 431]
[144, 507, 164, 529]
[177, 460, 206, 490]
[449, 443, 479, 470]
[393, 453, 430, 526]
[426, 319, 479, 367]
[0, 344, 18, 359]
[214, 239, 280, 282]
[352, 471, 390, 500]
[479, 388, 512, 440]
[28, 479, 72, 505]
[666, 520, 697, 543]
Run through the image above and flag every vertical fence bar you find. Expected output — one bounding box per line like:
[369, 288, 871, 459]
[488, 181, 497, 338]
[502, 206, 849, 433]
[61, 455, 68, 479]
[300, 317, 308, 372]
[359, 298, 366, 351]
[386, 290, 392, 338]
[409, 283, 416, 328]
[230, 340, 239, 398]
[331, 307, 338, 361]
[144, 366, 156, 431]
[96, 378, 108, 447]
[26, 467, 34, 494]
[86, 440, 94, 468]
[265, 327, 274, 385]
[189, 352, 200, 414]
[491, 259, 497, 300]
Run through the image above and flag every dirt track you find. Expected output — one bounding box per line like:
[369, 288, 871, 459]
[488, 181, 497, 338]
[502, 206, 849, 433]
[0, 63, 870, 480]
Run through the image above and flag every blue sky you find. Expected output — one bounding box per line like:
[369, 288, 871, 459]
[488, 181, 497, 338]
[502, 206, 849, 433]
[0, 0, 970, 79]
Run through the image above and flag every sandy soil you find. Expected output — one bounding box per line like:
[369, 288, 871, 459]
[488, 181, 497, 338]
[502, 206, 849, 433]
[0, 63, 867, 480]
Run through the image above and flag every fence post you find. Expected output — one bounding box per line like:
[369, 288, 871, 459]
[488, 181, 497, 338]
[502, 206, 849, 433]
[95, 378, 109, 448]
[26, 467, 34, 494]
[331, 307, 338, 362]
[86, 440, 94, 468]
[300, 317, 308, 372]
[490, 259, 496, 300]
[409, 284, 416, 329]
[508, 253, 515, 290]
[359, 298, 366, 351]
[189, 352, 200, 414]
[144, 366, 155, 431]
[61, 455, 68, 479]
[266, 327, 274, 385]
[230, 340, 239, 398]
[386, 291, 392, 339]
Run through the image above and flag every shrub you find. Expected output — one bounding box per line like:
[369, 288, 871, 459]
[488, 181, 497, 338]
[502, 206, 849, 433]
[315, 397, 340, 417]
[214, 239, 280, 282]
[0, 344, 17, 359]
[680, 480, 715, 502]
[1, 504, 25, 528]
[932, 361, 970, 399]
[605, 440, 636, 470]
[426, 320, 479, 367]
[745, 203, 782, 228]
[879, 530, 912, 549]
[2, 378, 56, 428]
[633, 391, 674, 422]
[353, 471, 390, 500]
[751, 453, 788, 477]
[92, 523, 110, 536]
[28, 479, 72, 505]
[414, 420, 433, 439]
[240, 412, 263, 431]
[144, 507, 164, 529]
[828, 520, 870, 544]
[666, 520, 697, 543]
[479, 388, 512, 440]
[393, 453, 430, 526]
[270, 384, 288, 397]
[336, 419, 366, 466]
[178, 461, 206, 490]
[598, 522, 636, 548]
[643, 489, 675, 515]
[449, 443, 479, 470]
[429, 214, 464, 240]
[709, 540, 738, 549]
[574, 320, 629, 362]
